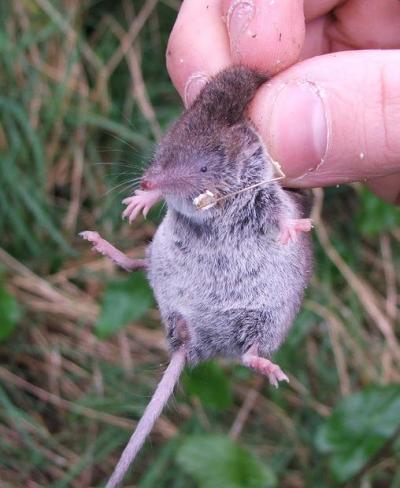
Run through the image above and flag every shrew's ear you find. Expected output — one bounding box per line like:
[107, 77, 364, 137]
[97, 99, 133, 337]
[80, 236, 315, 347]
[223, 122, 261, 159]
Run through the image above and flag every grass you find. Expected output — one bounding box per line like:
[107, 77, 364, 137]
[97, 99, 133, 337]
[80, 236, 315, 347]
[0, 1, 399, 487]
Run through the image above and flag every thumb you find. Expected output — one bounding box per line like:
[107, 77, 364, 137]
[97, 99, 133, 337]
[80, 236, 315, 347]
[250, 50, 400, 190]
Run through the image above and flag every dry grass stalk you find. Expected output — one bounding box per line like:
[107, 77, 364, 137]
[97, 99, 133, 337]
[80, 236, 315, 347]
[305, 299, 380, 383]
[97, 0, 159, 93]
[64, 128, 86, 232]
[229, 376, 263, 440]
[380, 234, 398, 321]
[0, 367, 177, 438]
[312, 189, 400, 363]
[108, 15, 163, 140]
[34, 0, 103, 70]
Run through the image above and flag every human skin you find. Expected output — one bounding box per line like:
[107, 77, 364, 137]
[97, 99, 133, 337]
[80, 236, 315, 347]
[166, 0, 400, 204]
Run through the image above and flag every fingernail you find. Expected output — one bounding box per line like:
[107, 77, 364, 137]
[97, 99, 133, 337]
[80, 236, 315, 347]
[227, 1, 255, 52]
[184, 72, 208, 108]
[267, 82, 328, 179]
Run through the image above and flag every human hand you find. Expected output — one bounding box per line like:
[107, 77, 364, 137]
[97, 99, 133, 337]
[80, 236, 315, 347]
[167, 0, 400, 203]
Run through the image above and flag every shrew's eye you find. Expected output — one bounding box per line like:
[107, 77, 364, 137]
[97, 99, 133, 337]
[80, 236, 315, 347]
[200, 166, 207, 173]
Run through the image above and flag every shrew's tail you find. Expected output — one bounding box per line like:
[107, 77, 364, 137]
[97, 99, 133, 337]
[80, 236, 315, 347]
[106, 347, 186, 488]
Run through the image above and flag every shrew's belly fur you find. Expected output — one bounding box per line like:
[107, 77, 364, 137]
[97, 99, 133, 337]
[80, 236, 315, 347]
[147, 200, 313, 363]
[148, 214, 310, 321]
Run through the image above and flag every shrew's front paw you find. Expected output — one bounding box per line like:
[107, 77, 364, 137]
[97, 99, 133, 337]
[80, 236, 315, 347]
[122, 190, 162, 223]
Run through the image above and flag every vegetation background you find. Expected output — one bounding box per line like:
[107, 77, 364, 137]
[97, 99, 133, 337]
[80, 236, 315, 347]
[0, 1, 399, 487]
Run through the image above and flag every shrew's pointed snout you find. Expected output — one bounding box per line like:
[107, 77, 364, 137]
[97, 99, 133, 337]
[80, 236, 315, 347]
[140, 178, 156, 191]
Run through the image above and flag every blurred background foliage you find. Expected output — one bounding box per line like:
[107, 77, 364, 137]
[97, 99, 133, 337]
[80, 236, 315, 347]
[0, 1, 399, 487]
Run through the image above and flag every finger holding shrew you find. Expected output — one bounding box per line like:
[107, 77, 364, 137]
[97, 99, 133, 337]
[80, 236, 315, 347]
[167, 0, 231, 107]
[328, 0, 400, 51]
[301, 0, 400, 61]
[300, 17, 331, 60]
[168, 0, 307, 107]
[221, 0, 305, 74]
[303, 0, 343, 22]
[250, 50, 400, 193]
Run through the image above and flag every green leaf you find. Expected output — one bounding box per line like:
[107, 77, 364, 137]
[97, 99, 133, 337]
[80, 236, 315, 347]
[0, 285, 22, 341]
[95, 272, 154, 339]
[315, 385, 400, 483]
[183, 361, 232, 410]
[0, 97, 45, 183]
[81, 113, 150, 149]
[177, 434, 276, 488]
[356, 187, 400, 236]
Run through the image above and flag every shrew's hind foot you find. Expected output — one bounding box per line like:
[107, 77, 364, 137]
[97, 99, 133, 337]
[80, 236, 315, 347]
[278, 218, 313, 245]
[242, 345, 289, 388]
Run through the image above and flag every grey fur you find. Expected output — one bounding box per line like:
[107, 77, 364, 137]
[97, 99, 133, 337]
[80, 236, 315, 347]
[145, 66, 313, 364]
